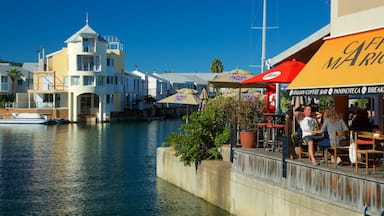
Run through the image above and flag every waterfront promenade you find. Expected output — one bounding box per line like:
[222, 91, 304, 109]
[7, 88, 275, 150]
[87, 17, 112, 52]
[157, 144, 384, 215]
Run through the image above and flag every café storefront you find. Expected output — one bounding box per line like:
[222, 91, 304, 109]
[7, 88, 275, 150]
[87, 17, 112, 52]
[288, 27, 384, 129]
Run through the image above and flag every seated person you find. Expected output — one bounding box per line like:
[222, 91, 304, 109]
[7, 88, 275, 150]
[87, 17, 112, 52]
[318, 108, 349, 164]
[295, 105, 322, 165]
[350, 109, 373, 132]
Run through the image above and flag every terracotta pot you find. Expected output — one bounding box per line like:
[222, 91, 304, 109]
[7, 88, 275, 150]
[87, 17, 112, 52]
[240, 131, 256, 148]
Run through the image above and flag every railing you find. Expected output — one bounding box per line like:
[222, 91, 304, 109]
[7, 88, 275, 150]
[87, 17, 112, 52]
[231, 138, 384, 215]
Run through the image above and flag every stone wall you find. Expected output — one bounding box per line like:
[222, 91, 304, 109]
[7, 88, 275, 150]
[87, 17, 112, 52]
[156, 147, 231, 211]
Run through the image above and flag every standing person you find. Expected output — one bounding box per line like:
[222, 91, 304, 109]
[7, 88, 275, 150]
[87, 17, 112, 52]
[295, 105, 322, 165]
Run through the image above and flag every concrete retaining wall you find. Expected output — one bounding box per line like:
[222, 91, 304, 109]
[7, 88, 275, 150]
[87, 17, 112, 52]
[157, 147, 361, 216]
[156, 147, 231, 211]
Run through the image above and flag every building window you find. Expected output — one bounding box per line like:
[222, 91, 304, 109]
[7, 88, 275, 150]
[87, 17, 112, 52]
[83, 38, 95, 52]
[83, 39, 89, 52]
[134, 79, 139, 92]
[1, 76, 8, 91]
[107, 58, 114, 66]
[95, 56, 100, 70]
[17, 79, 23, 86]
[71, 76, 80, 86]
[94, 95, 99, 107]
[43, 94, 53, 102]
[77, 55, 100, 71]
[106, 94, 113, 104]
[97, 76, 104, 86]
[83, 76, 95, 86]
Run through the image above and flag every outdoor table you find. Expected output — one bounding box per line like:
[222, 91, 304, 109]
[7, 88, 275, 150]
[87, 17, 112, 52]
[263, 122, 286, 152]
[355, 131, 384, 174]
[358, 133, 384, 149]
[263, 113, 285, 124]
[256, 122, 268, 148]
[262, 113, 286, 151]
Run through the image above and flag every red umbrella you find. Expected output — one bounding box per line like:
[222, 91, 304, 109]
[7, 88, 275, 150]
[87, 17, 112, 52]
[240, 60, 306, 84]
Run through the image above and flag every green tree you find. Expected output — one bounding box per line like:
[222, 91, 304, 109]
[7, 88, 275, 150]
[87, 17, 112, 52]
[6, 67, 23, 94]
[318, 96, 334, 111]
[210, 58, 224, 73]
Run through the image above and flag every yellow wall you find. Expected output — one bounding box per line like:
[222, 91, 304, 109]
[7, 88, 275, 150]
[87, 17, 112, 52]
[32, 48, 68, 91]
[107, 50, 125, 74]
[51, 48, 68, 78]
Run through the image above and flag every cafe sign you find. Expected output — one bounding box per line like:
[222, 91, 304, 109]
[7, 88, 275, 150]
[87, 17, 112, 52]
[323, 35, 384, 70]
[289, 85, 384, 96]
[287, 28, 384, 95]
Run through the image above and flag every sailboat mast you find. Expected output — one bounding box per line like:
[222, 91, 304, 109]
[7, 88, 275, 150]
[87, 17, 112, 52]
[261, 0, 267, 73]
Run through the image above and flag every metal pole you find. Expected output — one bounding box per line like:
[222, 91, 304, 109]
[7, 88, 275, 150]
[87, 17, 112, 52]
[276, 83, 281, 114]
[261, 0, 267, 74]
[282, 135, 287, 178]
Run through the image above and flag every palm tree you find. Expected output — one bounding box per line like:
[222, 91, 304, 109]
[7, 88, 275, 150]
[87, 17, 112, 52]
[210, 58, 224, 73]
[210, 58, 224, 96]
[6, 68, 23, 95]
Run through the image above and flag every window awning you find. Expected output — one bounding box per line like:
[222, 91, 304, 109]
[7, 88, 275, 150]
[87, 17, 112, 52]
[287, 28, 384, 96]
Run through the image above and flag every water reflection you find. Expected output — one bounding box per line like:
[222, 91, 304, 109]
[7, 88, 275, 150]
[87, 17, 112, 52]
[156, 178, 229, 216]
[0, 120, 228, 215]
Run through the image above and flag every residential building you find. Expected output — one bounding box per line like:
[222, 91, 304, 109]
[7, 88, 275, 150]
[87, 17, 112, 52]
[0, 63, 31, 108]
[26, 21, 129, 122]
[131, 69, 171, 100]
[155, 72, 218, 97]
[124, 71, 143, 110]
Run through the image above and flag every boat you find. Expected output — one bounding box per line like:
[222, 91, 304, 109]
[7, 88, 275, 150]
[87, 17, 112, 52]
[0, 113, 57, 125]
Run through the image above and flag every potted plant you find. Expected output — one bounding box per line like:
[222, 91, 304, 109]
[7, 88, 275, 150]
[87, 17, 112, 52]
[237, 98, 266, 148]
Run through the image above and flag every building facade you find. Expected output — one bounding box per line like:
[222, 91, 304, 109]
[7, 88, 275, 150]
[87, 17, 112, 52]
[28, 22, 128, 122]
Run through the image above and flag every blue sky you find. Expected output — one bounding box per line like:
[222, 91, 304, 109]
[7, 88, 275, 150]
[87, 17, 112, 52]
[0, 0, 330, 74]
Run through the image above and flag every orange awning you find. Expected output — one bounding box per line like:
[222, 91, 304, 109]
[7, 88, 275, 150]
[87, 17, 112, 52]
[288, 28, 384, 96]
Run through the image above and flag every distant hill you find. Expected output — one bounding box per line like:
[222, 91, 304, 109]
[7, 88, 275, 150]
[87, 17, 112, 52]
[0, 59, 22, 67]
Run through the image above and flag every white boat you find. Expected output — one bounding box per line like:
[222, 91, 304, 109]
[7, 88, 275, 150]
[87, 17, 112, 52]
[0, 113, 56, 125]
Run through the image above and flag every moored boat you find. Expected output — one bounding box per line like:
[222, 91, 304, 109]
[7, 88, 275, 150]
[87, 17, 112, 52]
[0, 113, 56, 125]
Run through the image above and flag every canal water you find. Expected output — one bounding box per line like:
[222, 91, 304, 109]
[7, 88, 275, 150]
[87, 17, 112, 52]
[0, 119, 229, 215]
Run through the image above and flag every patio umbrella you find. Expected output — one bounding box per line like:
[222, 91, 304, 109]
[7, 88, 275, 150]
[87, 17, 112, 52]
[199, 88, 209, 101]
[199, 88, 209, 111]
[158, 88, 201, 123]
[208, 68, 267, 88]
[158, 88, 201, 105]
[240, 60, 305, 114]
[222, 88, 263, 101]
[240, 60, 306, 84]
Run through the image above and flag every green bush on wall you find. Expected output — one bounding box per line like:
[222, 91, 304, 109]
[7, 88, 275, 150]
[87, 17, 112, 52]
[164, 96, 236, 170]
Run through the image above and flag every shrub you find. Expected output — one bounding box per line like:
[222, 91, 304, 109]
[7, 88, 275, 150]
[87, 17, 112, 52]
[164, 96, 234, 170]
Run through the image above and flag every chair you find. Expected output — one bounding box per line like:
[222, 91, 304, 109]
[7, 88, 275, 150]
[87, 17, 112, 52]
[291, 127, 309, 159]
[356, 131, 374, 148]
[325, 130, 350, 167]
[353, 131, 383, 174]
[256, 122, 267, 148]
[295, 139, 309, 160]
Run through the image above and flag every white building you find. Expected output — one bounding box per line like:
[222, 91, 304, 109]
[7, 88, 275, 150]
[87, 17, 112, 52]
[27, 21, 128, 122]
[131, 69, 171, 100]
